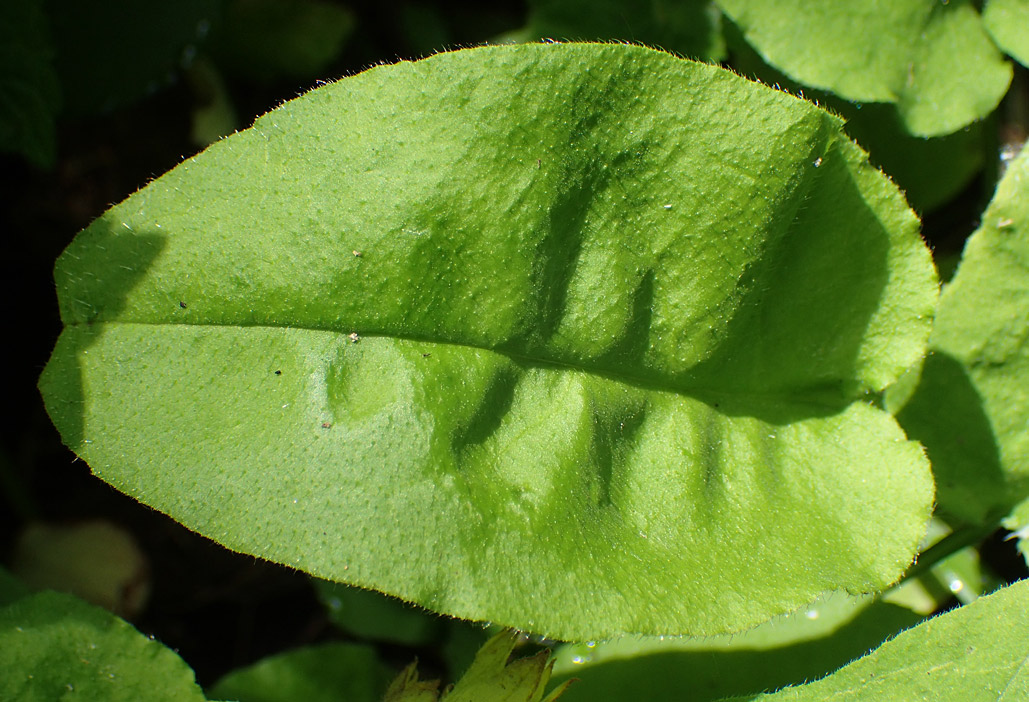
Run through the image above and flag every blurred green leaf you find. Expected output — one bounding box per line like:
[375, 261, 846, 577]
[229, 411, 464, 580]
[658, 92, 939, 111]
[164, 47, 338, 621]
[984, 0, 1029, 66]
[718, 0, 1012, 137]
[0, 591, 207, 701]
[208, 642, 394, 702]
[743, 579, 1029, 700]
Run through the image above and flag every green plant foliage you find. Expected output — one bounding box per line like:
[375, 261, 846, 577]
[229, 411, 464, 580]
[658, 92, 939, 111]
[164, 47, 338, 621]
[207, 642, 394, 702]
[717, 0, 1012, 137]
[547, 591, 921, 701]
[49, 0, 220, 115]
[209, 0, 353, 82]
[525, 0, 725, 61]
[386, 631, 572, 702]
[741, 578, 1029, 700]
[39, 43, 938, 640]
[0, 0, 60, 167]
[894, 147, 1029, 524]
[0, 591, 208, 701]
[984, 0, 1029, 66]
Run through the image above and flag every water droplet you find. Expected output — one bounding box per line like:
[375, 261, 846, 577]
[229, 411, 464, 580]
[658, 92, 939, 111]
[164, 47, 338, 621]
[813, 157, 823, 167]
[328, 597, 342, 610]
[293, 499, 298, 504]
[66, 684, 74, 691]
[585, 641, 597, 648]
[805, 609, 819, 620]
[572, 655, 585, 664]
[663, 204, 673, 209]
[949, 579, 964, 593]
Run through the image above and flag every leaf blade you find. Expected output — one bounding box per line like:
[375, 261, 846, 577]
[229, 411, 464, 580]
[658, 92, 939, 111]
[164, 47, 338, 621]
[40, 43, 936, 639]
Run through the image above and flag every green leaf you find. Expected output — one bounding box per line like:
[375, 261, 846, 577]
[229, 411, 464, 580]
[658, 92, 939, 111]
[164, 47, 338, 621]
[39, 43, 937, 640]
[894, 147, 1029, 524]
[526, 0, 726, 62]
[742, 579, 1029, 700]
[548, 592, 921, 702]
[208, 642, 394, 702]
[718, 0, 1012, 137]
[0, 0, 60, 167]
[0, 591, 207, 701]
[984, 0, 1029, 66]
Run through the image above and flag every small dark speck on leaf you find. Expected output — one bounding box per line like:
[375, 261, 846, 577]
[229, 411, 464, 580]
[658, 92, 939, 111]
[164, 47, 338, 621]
[352, 250, 362, 257]
[348, 333, 360, 343]
[274, 370, 282, 376]
[321, 422, 332, 429]
[422, 353, 431, 358]
[179, 301, 187, 309]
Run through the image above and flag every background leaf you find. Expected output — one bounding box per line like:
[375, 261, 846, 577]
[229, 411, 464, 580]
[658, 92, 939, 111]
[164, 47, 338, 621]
[717, 0, 1012, 137]
[546, 592, 922, 702]
[0, 591, 208, 701]
[893, 147, 1029, 524]
[983, 0, 1029, 67]
[39, 44, 936, 640]
[207, 642, 394, 702]
[742, 578, 1029, 701]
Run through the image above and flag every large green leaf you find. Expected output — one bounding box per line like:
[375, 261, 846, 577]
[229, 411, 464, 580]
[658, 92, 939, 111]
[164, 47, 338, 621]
[741, 578, 1029, 700]
[894, 147, 1029, 524]
[717, 0, 1012, 137]
[0, 591, 207, 701]
[39, 43, 937, 640]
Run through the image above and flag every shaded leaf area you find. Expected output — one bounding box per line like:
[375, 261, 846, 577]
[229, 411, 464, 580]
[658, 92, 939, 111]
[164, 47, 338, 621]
[40, 44, 936, 639]
[524, 0, 725, 62]
[49, 0, 220, 116]
[0, 0, 60, 166]
[207, 0, 354, 83]
[723, 18, 987, 215]
[208, 642, 394, 702]
[895, 147, 1029, 525]
[547, 593, 921, 701]
[743, 579, 1029, 701]
[0, 590, 207, 701]
[717, 0, 1012, 137]
[984, 0, 1029, 67]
